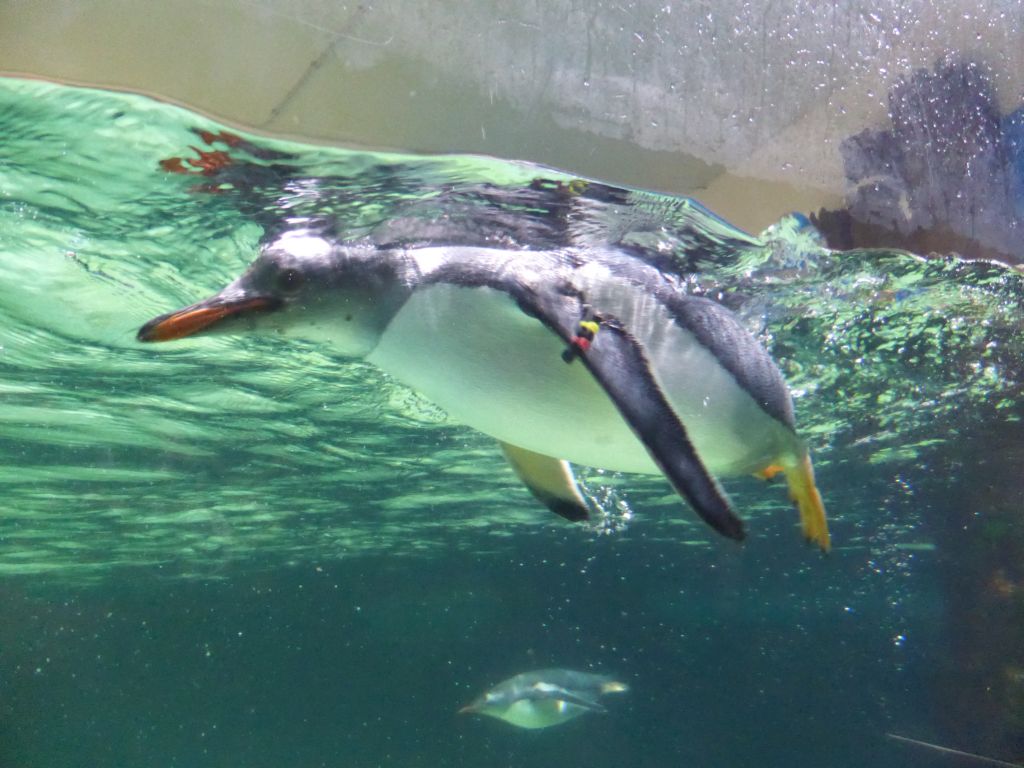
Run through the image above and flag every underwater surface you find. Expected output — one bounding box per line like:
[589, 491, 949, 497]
[0, 77, 1022, 767]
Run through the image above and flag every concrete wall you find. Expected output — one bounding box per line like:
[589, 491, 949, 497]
[2, 0, 1022, 254]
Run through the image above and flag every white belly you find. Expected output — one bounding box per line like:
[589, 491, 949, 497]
[367, 284, 793, 475]
[497, 698, 589, 729]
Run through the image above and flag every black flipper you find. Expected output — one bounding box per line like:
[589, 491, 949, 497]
[522, 286, 746, 542]
[499, 442, 590, 522]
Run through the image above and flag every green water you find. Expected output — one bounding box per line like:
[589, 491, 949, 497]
[0, 77, 1022, 766]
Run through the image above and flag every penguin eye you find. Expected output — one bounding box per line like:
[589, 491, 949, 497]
[275, 267, 304, 295]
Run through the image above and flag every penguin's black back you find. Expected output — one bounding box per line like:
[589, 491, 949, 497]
[662, 293, 796, 430]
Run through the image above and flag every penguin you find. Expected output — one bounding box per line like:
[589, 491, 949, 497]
[138, 229, 830, 550]
[459, 669, 629, 729]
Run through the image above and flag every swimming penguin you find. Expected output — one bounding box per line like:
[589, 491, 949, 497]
[459, 669, 629, 729]
[137, 229, 830, 549]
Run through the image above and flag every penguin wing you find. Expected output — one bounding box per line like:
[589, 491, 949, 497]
[499, 441, 589, 522]
[525, 683, 607, 713]
[422, 267, 743, 541]
[517, 283, 745, 542]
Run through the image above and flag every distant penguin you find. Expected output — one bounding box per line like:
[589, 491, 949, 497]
[138, 229, 830, 549]
[459, 669, 629, 729]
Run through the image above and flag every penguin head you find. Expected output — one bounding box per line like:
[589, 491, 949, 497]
[138, 231, 410, 357]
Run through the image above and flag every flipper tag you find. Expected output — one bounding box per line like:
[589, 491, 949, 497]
[562, 314, 602, 363]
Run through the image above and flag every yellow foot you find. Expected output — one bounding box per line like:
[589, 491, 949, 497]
[784, 453, 831, 552]
[754, 464, 786, 481]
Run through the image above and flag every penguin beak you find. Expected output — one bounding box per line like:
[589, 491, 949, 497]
[137, 295, 281, 342]
[458, 698, 484, 715]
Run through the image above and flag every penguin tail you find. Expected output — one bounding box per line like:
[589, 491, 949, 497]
[784, 452, 831, 552]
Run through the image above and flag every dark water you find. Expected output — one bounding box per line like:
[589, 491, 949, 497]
[1, 534, 943, 768]
[0, 77, 1022, 767]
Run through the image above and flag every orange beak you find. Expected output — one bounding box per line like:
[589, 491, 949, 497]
[457, 698, 484, 715]
[137, 296, 279, 342]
